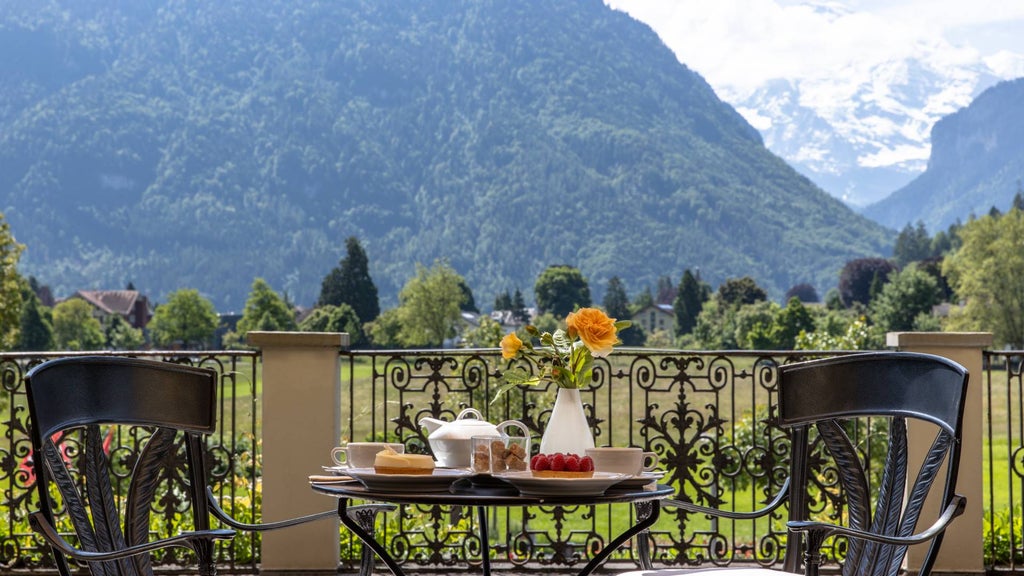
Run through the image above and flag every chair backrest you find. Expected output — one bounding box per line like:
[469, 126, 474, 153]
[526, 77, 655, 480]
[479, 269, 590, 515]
[26, 356, 219, 576]
[776, 352, 968, 576]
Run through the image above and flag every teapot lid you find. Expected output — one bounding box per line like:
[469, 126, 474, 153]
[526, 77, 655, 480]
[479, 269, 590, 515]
[426, 408, 499, 439]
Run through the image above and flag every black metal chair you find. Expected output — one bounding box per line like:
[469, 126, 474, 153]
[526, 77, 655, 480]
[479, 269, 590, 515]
[25, 356, 389, 576]
[621, 351, 968, 576]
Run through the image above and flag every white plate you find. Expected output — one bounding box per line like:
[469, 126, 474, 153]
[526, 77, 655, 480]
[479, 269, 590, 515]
[494, 471, 628, 496]
[322, 465, 350, 475]
[612, 470, 666, 489]
[345, 467, 472, 492]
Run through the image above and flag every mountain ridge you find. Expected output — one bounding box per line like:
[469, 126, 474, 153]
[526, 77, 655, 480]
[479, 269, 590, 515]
[863, 77, 1024, 231]
[0, 0, 891, 311]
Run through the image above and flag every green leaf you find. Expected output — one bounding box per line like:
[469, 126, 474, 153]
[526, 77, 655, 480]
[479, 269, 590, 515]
[492, 368, 543, 403]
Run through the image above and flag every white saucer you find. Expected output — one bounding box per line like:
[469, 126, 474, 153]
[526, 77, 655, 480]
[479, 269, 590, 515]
[346, 467, 472, 492]
[612, 470, 666, 489]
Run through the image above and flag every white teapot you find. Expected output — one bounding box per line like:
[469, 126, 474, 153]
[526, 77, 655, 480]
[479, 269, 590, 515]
[419, 408, 527, 468]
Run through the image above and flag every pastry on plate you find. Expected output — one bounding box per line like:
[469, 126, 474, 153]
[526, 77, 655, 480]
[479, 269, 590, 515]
[374, 446, 436, 475]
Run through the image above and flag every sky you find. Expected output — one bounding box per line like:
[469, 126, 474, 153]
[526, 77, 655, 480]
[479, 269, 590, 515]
[604, 0, 1024, 99]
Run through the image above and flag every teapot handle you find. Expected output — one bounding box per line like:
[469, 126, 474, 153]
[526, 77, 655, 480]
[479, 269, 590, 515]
[496, 419, 531, 441]
[456, 407, 485, 421]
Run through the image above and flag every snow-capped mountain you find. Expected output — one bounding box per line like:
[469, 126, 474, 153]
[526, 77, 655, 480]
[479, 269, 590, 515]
[726, 60, 1002, 207]
[603, 0, 1023, 212]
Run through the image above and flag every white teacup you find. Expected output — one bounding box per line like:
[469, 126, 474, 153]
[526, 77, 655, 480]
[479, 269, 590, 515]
[331, 442, 404, 469]
[585, 447, 659, 476]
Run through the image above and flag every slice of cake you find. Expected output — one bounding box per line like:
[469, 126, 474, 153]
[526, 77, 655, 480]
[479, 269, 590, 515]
[374, 446, 436, 475]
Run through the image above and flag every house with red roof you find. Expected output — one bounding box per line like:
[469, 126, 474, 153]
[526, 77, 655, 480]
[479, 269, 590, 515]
[70, 290, 153, 330]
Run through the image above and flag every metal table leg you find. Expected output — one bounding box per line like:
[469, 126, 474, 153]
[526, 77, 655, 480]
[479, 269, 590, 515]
[576, 499, 662, 576]
[338, 498, 405, 576]
[477, 506, 491, 576]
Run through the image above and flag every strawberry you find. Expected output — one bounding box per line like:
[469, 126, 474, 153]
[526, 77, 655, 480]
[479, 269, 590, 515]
[564, 454, 580, 472]
[531, 454, 550, 471]
[550, 453, 566, 471]
[579, 456, 594, 472]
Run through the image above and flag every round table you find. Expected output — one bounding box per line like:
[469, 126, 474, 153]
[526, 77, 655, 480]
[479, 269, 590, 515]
[312, 476, 674, 576]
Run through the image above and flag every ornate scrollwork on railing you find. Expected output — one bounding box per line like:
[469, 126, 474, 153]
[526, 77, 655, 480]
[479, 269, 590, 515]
[340, 349, 836, 572]
[3, 348, 937, 573]
[0, 351, 261, 574]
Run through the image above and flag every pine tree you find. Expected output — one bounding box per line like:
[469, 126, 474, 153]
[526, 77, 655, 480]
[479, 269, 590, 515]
[318, 237, 380, 324]
[16, 289, 53, 351]
[494, 290, 512, 311]
[673, 269, 708, 336]
[602, 276, 630, 320]
[655, 275, 677, 304]
[457, 278, 478, 313]
[511, 289, 529, 323]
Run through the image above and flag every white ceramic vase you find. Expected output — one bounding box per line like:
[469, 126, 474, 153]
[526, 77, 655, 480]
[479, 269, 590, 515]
[538, 387, 595, 456]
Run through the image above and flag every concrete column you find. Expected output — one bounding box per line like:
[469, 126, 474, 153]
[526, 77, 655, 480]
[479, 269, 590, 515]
[886, 331, 992, 575]
[248, 331, 349, 575]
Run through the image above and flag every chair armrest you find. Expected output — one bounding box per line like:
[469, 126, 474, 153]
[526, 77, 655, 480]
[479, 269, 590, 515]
[205, 486, 396, 532]
[662, 477, 790, 520]
[787, 494, 966, 547]
[206, 486, 335, 531]
[29, 511, 234, 564]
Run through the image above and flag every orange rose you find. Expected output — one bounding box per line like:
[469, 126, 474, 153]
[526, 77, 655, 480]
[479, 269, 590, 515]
[566, 307, 618, 358]
[500, 332, 523, 359]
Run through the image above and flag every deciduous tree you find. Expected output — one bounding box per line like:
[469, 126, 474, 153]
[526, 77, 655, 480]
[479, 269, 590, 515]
[784, 283, 819, 303]
[396, 260, 466, 347]
[759, 297, 815, 349]
[149, 289, 219, 349]
[53, 299, 105, 351]
[0, 213, 25, 350]
[717, 276, 767, 307]
[838, 258, 896, 307]
[299, 303, 365, 346]
[943, 209, 1024, 347]
[869, 264, 941, 332]
[534, 265, 590, 317]
[104, 315, 145, 350]
[237, 278, 297, 338]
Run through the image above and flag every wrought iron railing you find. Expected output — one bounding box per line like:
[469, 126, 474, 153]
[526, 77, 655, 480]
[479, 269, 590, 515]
[0, 351, 261, 574]
[0, 347, 1015, 573]
[338, 348, 855, 571]
[983, 350, 1024, 571]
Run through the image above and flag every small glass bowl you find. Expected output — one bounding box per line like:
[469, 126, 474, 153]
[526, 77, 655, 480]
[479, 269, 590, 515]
[471, 434, 530, 474]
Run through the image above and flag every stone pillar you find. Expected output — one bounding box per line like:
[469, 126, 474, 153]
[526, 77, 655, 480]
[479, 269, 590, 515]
[248, 331, 349, 575]
[886, 331, 992, 575]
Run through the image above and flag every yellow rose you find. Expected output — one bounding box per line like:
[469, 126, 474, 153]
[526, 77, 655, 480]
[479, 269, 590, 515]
[566, 307, 618, 358]
[500, 332, 523, 359]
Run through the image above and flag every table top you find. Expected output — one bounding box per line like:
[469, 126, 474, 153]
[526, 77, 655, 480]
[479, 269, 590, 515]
[311, 476, 674, 506]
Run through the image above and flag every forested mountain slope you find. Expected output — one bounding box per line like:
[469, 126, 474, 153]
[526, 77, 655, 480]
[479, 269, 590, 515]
[0, 0, 891, 310]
